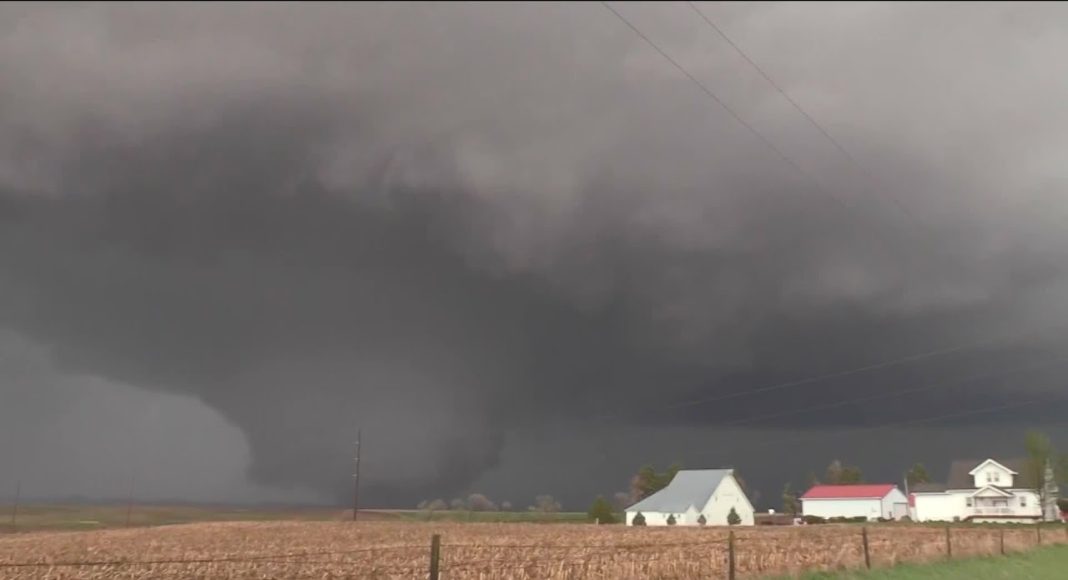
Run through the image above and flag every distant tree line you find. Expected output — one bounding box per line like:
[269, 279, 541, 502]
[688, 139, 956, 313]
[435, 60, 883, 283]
[418, 493, 560, 514]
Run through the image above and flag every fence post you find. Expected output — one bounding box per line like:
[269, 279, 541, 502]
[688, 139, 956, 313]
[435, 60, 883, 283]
[728, 530, 736, 580]
[1000, 528, 1005, 555]
[945, 526, 952, 559]
[862, 526, 871, 569]
[429, 534, 440, 580]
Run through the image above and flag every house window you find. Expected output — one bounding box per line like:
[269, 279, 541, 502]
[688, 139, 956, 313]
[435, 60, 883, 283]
[966, 498, 973, 507]
[1020, 497, 1027, 507]
[986, 472, 992, 483]
[993, 472, 1000, 483]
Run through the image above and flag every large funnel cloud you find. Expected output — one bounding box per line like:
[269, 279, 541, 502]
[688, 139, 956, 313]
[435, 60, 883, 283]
[2, 3, 1068, 504]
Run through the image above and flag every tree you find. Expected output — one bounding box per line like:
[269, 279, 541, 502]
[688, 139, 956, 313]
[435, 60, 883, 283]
[735, 472, 762, 507]
[424, 499, 447, 512]
[587, 496, 617, 524]
[781, 483, 800, 515]
[466, 493, 497, 512]
[727, 507, 741, 526]
[612, 492, 632, 511]
[905, 463, 930, 487]
[630, 463, 682, 501]
[449, 498, 466, 511]
[632, 512, 646, 526]
[825, 460, 843, 484]
[530, 495, 561, 513]
[666, 514, 677, 526]
[825, 460, 863, 484]
[806, 471, 820, 488]
[1024, 431, 1068, 519]
[500, 501, 513, 512]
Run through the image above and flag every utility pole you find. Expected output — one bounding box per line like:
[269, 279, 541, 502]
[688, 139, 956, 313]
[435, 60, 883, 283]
[9, 481, 19, 531]
[352, 429, 362, 522]
[124, 475, 135, 528]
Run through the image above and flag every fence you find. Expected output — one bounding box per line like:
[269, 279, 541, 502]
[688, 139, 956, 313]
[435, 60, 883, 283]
[0, 524, 1066, 578]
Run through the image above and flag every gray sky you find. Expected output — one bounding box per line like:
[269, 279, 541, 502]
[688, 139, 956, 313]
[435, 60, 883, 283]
[1, 2, 1067, 508]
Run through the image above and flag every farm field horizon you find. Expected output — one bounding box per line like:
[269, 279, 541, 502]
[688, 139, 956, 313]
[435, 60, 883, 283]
[0, 503, 590, 533]
[2, 519, 1065, 579]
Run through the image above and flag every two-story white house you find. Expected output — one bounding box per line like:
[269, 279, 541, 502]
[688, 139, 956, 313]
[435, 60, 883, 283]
[910, 458, 1058, 524]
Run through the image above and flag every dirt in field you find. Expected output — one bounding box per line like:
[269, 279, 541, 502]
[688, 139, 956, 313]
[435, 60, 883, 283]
[0, 522, 1063, 579]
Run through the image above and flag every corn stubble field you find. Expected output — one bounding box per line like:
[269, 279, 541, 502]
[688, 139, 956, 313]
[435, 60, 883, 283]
[0, 522, 1062, 579]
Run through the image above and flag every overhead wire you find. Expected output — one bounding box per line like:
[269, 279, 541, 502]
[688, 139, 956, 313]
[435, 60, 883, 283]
[598, 2, 1068, 422]
[708, 355, 1068, 430]
[599, 2, 847, 210]
[682, 2, 918, 221]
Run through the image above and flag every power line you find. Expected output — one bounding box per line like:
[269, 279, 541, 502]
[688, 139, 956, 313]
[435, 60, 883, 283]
[711, 355, 1068, 430]
[716, 396, 1056, 459]
[599, 1, 845, 210]
[684, 1, 918, 223]
[598, 320, 1067, 419]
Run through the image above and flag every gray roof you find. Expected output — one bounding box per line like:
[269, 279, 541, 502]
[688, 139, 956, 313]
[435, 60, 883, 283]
[947, 458, 1035, 489]
[626, 469, 732, 513]
[911, 483, 948, 493]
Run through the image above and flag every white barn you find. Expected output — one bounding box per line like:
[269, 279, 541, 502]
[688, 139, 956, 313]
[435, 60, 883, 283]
[800, 484, 908, 521]
[625, 469, 754, 526]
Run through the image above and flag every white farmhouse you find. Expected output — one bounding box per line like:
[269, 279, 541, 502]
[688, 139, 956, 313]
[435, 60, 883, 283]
[800, 484, 908, 521]
[910, 458, 1057, 524]
[625, 469, 754, 526]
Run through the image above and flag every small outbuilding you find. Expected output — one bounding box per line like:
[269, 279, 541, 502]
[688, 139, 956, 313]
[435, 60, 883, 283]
[625, 469, 755, 526]
[801, 484, 908, 521]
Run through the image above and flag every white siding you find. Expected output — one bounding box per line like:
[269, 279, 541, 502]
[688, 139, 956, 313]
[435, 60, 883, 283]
[912, 493, 964, 522]
[971, 461, 1015, 488]
[624, 474, 755, 526]
[880, 489, 909, 519]
[802, 498, 882, 520]
[625, 511, 676, 526]
[913, 490, 1043, 523]
[699, 474, 755, 526]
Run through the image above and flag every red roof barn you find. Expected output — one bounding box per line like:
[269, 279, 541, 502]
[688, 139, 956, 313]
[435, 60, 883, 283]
[800, 484, 908, 521]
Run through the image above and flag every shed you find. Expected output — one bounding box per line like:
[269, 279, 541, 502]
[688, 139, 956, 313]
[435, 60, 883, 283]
[801, 484, 908, 521]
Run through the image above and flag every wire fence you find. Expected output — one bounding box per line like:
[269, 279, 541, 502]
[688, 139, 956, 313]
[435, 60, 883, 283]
[0, 524, 1065, 579]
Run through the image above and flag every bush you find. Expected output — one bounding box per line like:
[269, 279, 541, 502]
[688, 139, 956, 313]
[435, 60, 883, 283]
[632, 512, 646, 526]
[727, 507, 741, 526]
[1058, 498, 1068, 512]
[802, 515, 826, 525]
[587, 496, 617, 524]
[697, 514, 707, 526]
[666, 514, 677, 526]
[827, 516, 868, 524]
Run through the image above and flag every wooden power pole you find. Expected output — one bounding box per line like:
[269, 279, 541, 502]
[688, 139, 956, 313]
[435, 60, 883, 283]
[352, 429, 362, 522]
[9, 481, 19, 531]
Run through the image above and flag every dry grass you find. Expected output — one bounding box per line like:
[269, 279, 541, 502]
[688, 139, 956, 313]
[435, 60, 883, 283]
[0, 522, 1064, 579]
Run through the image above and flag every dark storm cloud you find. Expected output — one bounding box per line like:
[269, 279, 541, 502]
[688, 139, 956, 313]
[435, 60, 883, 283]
[2, 2, 1068, 505]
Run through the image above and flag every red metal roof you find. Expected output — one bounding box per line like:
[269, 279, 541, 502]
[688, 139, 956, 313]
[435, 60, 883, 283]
[801, 484, 898, 499]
